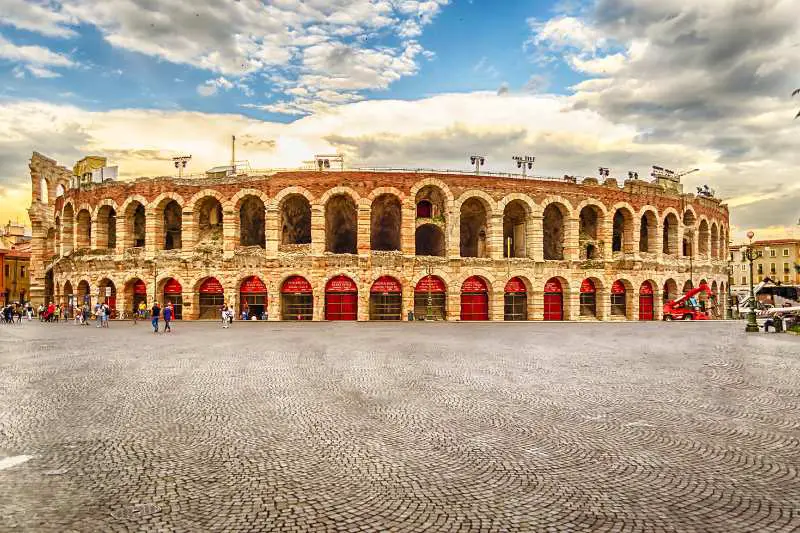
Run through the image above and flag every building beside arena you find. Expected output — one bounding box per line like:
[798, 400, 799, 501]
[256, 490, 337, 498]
[27, 151, 730, 321]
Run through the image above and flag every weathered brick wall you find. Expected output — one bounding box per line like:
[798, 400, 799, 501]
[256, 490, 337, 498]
[29, 156, 730, 320]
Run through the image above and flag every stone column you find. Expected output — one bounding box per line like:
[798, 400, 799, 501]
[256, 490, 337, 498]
[223, 209, 236, 259]
[265, 204, 279, 255]
[114, 215, 125, 257]
[488, 213, 503, 259]
[401, 202, 416, 256]
[358, 290, 370, 321]
[357, 204, 371, 255]
[181, 210, 195, 254]
[90, 215, 101, 250]
[144, 207, 158, 259]
[446, 290, 460, 321]
[311, 206, 325, 255]
[564, 217, 580, 261]
[531, 215, 543, 262]
[491, 289, 504, 321]
[530, 287, 542, 320]
[447, 205, 460, 258]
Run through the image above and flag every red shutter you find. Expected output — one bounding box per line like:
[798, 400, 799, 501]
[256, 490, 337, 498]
[371, 276, 401, 293]
[544, 278, 562, 294]
[282, 276, 312, 294]
[164, 278, 182, 294]
[461, 276, 487, 293]
[611, 280, 626, 294]
[580, 279, 596, 293]
[199, 278, 224, 294]
[133, 280, 147, 295]
[504, 277, 527, 293]
[415, 275, 446, 293]
[240, 276, 266, 294]
[326, 275, 357, 292]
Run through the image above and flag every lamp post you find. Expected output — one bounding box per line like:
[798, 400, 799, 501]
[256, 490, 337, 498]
[512, 155, 535, 177]
[741, 231, 761, 332]
[425, 263, 433, 321]
[726, 250, 734, 319]
[172, 155, 191, 178]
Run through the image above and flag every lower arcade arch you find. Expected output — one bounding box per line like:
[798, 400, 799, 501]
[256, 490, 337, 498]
[579, 278, 599, 318]
[240, 276, 268, 320]
[98, 278, 117, 316]
[125, 278, 148, 315]
[460, 276, 489, 321]
[639, 281, 656, 321]
[369, 276, 402, 321]
[197, 277, 225, 319]
[76, 280, 91, 307]
[281, 276, 313, 321]
[610, 279, 631, 319]
[543, 277, 564, 321]
[325, 275, 358, 321]
[414, 275, 447, 320]
[503, 277, 527, 321]
[161, 278, 183, 319]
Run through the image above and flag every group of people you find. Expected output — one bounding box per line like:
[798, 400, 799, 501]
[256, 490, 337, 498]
[149, 301, 174, 333]
[1, 302, 28, 324]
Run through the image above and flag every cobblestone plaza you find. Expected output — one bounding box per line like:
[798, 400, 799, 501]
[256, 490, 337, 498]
[1, 321, 798, 532]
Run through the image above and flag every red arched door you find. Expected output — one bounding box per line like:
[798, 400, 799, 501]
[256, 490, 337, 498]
[325, 275, 358, 320]
[579, 279, 597, 317]
[544, 278, 563, 321]
[198, 277, 224, 319]
[504, 277, 527, 321]
[639, 282, 654, 321]
[163, 278, 182, 319]
[240, 276, 267, 320]
[281, 276, 313, 320]
[461, 276, 489, 320]
[132, 279, 147, 314]
[369, 276, 402, 320]
[414, 275, 446, 320]
[611, 280, 627, 317]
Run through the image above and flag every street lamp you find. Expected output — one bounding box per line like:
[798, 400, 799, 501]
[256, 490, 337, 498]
[741, 231, 761, 332]
[470, 155, 485, 175]
[172, 155, 191, 178]
[726, 250, 734, 319]
[598, 167, 610, 178]
[425, 263, 434, 321]
[512, 155, 535, 177]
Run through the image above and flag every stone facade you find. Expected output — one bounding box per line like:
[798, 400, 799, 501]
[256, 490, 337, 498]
[27, 152, 730, 321]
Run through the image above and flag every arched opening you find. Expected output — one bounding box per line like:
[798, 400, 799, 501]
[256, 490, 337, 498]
[579, 279, 597, 318]
[710, 280, 719, 317]
[612, 208, 633, 253]
[281, 275, 313, 320]
[504, 277, 527, 321]
[280, 194, 311, 245]
[325, 275, 358, 320]
[62, 204, 74, 255]
[682, 210, 696, 227]
[63, 280, 73, 308]
[663, 279, 678, 305]
[639, 281, 655, 321]
[414, 275, 446, 320]
[98, 278, 117, 317]
[543, 203, 566, 260]
[162, 278, 183, 319]
[163, 200, 182, 250]
[662, 213, 679, 255]
[125, 202, 146, 249]
[698, 219, 709, 256]
[76, 209, 92, 249]
[579, 205, 602, 259]
[196, 197, 223, 246]
[459, 198, 488, 258]
[77, 280, 90, 307]
[96, 205, 117, 250]
[369, 276, 402, 321]
[683, 280, 694, 293]
[415, 224, 445, 257]
[125, 278, 147, 316]
[639, 211, 657, 253]
[40, 177, 48, 203]
[416, 199, 432, 218]
[239, 196, 266, 248]
[198, 277, 224, 319]
[682, 236, 693, 257]
[710, 223, 719, 259]
[415, 186, 446, 220]
[611, 280, 628, 318]
[240, 276, 267, 320]
[503, 201, 528, 258]
[370, 194, 402, 251]
[325, 194, 357, 254]
[460, 276, 489, 320]
[543, 278, 564, 320]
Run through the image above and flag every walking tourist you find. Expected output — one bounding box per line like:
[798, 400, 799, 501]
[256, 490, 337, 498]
[151, 301, 161, 333]
[163, 303, 172, 333]
[221, 305, 230, 328]
[81, 304, 90, 326]
[26, 302, 32, 321]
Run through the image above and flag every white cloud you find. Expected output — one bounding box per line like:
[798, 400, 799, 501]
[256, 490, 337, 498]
[26, 65, 62, 78]
[197, 77, 235, 97]
[0, 0, 77, 38]
[527, 16, 605, 54]
[0, 35, 75, 68]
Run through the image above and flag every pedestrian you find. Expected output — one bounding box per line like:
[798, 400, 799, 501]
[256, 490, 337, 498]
[82, 304, 90, 326]
[163, 303, 172, 333]
[221, 305, 230, 328]
[54, 304, 61, 323]
[26, 303, 32, 321]
[151, 301, 161, 333]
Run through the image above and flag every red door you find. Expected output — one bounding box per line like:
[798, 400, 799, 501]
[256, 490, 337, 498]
[460, 276, 488, 320]
[325, 275, 357, 320]
[639, 282, 654, 320]
[543, 278, 563, 321]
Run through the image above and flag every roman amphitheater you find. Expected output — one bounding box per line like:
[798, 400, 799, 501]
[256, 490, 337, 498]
[27, 152, 730, 321]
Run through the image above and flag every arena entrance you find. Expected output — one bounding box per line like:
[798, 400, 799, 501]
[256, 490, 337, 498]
[543, 278, 564, 321]
[639, 281, 655, 321]
[460, 276, 489, 321]
[414, 275, 446, 320]
[240, 276, 267, 320]
[98, 278, 117, 317]
[504, 277, 527, 321]
[163, 278, 182, 319]
[198, 278, 224, 319]
[132, 279, 147, 313]
[281, 276, 313, 321]
[369, 276, 402, 321]
[325, 275, 358, 321]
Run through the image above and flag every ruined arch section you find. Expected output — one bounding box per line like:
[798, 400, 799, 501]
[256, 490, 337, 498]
[325, 193, 358, 254]
[540, 198, 572, 261]
[458, 195, 492, 258]
[370, 193, 402, 251]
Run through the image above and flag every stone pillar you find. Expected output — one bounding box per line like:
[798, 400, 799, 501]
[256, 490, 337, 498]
[268, 282, 280, 321]
[630, 289, 638, 321]
[265, 204, 279, 255]
[358, 290, 370, 321]
[401, 202, 416, 255]
[313, 292, 324, 321]
[223, 209, 236, 259]
[90, 215, 101, 250]
[565, 217, 580, 261]
[447, 205, 460, 258]
[488, 213, 503, 259]
[531, 215, 543, 262]
[357, 204, 371, 255]
[632, 217, 641, 258]
[491, 289, 504, 321]
[182, 210, 195, 253]
[144, 207, 158, 259]
[598, 290, 610, 321]
[446, 290, 460, 321]
[530, 287, 542, 320]
[600, 216, 614, 258]
[311, 206, 325, 255]
[565, 289, 579, 321]
[115, 215, 125, 256]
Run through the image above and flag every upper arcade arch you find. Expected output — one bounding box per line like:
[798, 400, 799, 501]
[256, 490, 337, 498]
[459, 195, 491, 258]
[325, 193, 358, 254]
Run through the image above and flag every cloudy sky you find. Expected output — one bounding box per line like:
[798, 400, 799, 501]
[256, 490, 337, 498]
[1, 0, 798, 240]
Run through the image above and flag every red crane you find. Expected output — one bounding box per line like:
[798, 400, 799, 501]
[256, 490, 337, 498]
[663, 284, 714, 321]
